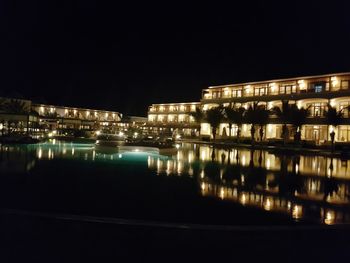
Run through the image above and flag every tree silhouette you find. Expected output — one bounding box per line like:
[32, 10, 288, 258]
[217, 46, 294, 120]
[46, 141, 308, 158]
[190, 107, 205, 136]
[205, 106, 224, 142]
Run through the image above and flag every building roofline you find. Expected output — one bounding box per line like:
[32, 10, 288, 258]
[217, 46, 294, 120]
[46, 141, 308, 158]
[31, 103, 121, 114]
[206, 72, 350, 90]
[150, 102, 200, 106]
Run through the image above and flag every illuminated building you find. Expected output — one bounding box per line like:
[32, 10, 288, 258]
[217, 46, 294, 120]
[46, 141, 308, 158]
[200, 72, 350, 143]
[0, 97, 122, 136]
[147, 102, 201, 137]
[32, 103, 122, 135]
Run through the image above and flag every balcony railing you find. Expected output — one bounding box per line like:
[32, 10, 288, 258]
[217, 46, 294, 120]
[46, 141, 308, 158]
[202, 85, 350, 101]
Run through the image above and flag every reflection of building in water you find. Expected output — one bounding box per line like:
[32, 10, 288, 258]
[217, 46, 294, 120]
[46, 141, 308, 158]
[148, 144, 350, 224]
[0, 145, 37, 173]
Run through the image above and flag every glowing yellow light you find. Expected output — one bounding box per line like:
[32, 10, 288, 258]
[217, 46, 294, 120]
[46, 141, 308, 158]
[270, 82, 277, 92]
[242, 155, 246, 166]
[220, 188, 225, 199]
[86, 111, 90, 116]
[324, 211, 335, 225]
[96, 131, 101, 136]
[241, 193, 247, 204]
[38, 148, 42, 159]
[292, 205, 302, 219]
[298, 80, 306, 89]
[224, 88, 230, 96]
[331, 76, 339, 86]
[264, 198, 272, 211]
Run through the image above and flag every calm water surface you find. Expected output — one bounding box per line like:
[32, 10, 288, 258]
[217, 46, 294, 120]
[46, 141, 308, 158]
[1, 140, 350, 225]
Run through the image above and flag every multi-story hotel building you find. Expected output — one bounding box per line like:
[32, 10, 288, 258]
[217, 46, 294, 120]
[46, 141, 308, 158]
[0, 97, 122, 136]
[32, 103, 122, 134]
[147, 102, 201, 137]
[200, 72, 350, 143]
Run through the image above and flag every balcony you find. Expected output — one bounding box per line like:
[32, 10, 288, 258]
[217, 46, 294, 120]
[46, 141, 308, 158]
[202, 87, 350, 104]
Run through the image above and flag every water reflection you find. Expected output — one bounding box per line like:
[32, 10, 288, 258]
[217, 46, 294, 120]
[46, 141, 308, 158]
[148, 143, 350, 225]
[1, 141, 350, 224]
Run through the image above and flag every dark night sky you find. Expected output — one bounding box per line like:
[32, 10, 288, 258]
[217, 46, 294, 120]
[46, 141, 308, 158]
[1, 0, 350, 115]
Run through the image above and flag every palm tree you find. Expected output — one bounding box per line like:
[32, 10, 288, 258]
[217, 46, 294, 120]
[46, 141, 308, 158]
[0, 98, 6, 111]
[2, 99, 29, 114]
[272, 100, 293, 145]
[2, 99, 30, 135]
[255, 106, 270, 143]
[245, 102, 269, 145]
[205, 106, 224, 142]
[290, 104, 311, 143]
[324, 104, 344, 150]
[190, 107, 205, 136]
[223, 106, 235, 137]
[224, 106, 245, 142]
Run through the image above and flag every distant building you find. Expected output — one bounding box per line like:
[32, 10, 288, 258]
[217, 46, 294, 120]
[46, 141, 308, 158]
[147, 102, 201, 137]
[0, 97, 122, 136]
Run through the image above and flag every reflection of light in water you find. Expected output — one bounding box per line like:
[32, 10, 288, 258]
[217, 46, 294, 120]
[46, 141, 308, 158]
[72, 148, 75, 155]
[38, 148, 42, 159]
[166, 160, 171, 175]
[220, 187, 224, 200]
[287, 201, 291, 210]
[295, 164, 299, 174]
[48, 149, 52, 159]
[241, 175, 245, 185]
[188, 151, 193, 163]
[188, 167, 193, 176]
[201, 182, 205, 191]
[92, 150, 96, 160]
[157, 158, 160, 166]
[52, 139, 56, 145]
[324, 211, 335, 225]
[292, 205, 302, 219]
[200, 170, 205, 178]
[119, 154, 122, 159]
[177, 161, 183, 174]
[240, 193, 247, 205]
[264, 198, 272, 211]
[220, 169, 223, 180]
[63, 148, 67, 155]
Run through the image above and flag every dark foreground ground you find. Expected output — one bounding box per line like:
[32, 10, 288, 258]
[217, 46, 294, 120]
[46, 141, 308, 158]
[1, 212, 350, 263]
